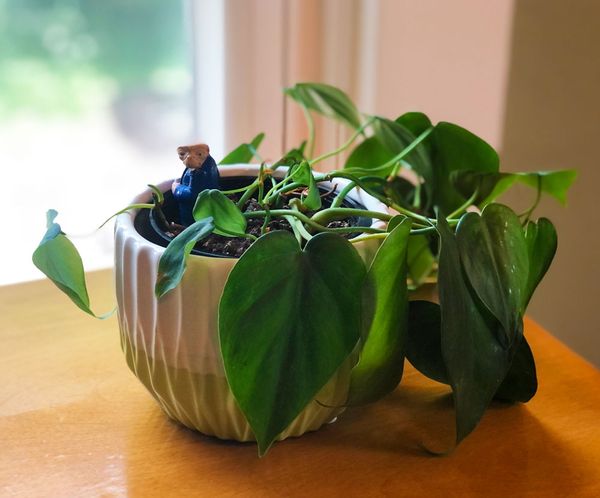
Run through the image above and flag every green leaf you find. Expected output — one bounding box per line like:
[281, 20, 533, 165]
[32, 210, 107, 318]
[347, 218, 412, 405]
[437, 214, 511, 445]
[155, 217, 215, 298]
[386, 177, 423, 209]
[386, 214, 408, 232]
[147, 184, 164, 205]
[523, 218, 557, 309]
[431, 122, 499, 212]
[193, 189, 247, 236]
[362, 176, 420, 209]
[495, 337, 537, 402]
[406, 300, 448, 384]
[493, 218, 552, 403]
[287, 161, 321, 210]
[451, 170, 577, 208]
[395, 113, 435, 183]
[450, 171, 516, 207]
[219, 132, 265, 164]
[456, 204, 529, 346]
[219, 231, 365, 455]
[515, 170, 577, 205]
[407, 235, 435, 286]
[395, 112, 433, 139]
[272, 142, 307, 169]
[372, 116, 433, 187]
[344, 136, 394, 175]
[284, 82, 362, 130]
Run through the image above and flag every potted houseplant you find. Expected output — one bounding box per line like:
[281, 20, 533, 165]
[32, 82, 576, 456]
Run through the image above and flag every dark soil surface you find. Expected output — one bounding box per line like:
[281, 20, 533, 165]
[191, 198, 353, 258]
[152, 187, 365, 258]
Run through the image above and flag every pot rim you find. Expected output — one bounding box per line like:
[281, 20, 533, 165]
[115, 164, 389, 257]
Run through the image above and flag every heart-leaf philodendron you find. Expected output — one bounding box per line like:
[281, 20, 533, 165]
[33, 210, 112, 318]
[32, 81, 575, 457]
[219, 231, 366, 455]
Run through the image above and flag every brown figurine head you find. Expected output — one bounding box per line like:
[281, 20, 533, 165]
[177, 143, 210, 169]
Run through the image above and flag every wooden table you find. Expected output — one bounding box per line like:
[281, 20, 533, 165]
[1, 270, 599, 497]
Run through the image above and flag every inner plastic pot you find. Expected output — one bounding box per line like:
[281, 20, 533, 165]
[134, 175, 374, 258]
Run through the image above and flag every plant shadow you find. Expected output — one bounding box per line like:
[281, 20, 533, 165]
[123, 372, 593, 497]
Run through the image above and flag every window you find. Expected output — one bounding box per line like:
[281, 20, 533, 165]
[1, 0, 194, 284]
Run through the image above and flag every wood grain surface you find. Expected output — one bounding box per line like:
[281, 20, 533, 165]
[1, 270, 599, 497]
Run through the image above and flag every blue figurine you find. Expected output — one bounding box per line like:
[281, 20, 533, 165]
[172, 143, 220, 226]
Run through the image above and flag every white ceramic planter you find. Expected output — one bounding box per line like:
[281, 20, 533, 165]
[114, 164, 387, 442]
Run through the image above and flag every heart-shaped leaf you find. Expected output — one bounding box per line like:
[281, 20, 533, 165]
[219, 133, 265, 164]
[219, 231, 365, 455]
[347, 218, 412, 405]
[451, 170, 577, 208]
[492, 217, 552, 405]
[287, 161, 321, 210]
[495, 336, 537, 402]
[372, 116, 433, 188]
[456, 204, 529, 346]
[431, 122, 499, 212]
[284, 82, 362, 130]
[523, 218, 557, 309]
[516, 170, 577, 205]
[396, 112, 433, 138]
[193, 189, 247, 236]
[32, 210, 110, 318]
[406, 300, 448, 384]
[437, 214, 511, 445]
[155, 217, 215, 298]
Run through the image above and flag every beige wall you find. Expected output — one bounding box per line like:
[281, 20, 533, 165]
[371, 0, 514, 148]
[501, 0, 600, 366]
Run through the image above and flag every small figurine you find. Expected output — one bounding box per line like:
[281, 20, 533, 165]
[172, 143, 220, 226]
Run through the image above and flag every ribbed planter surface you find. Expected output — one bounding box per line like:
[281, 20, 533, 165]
[114, 165, 386, 442]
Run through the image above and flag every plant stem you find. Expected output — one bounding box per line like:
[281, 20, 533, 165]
[237, 183, 258, 208]
[302, 104, 316, 159]
[328, 170, 435, 226]
[447, 188, 479, 220]
[286, 205, 314, 241]
[263, 176, 290, 205]
[412, 181, 422, 209]
[258, 171, 265, 206]
[221, 181, 258, 195]
[260, 207, 271, 236]
[97, 203, 154, 229]
[215, 224, 258, 241]
[349, 233, 388, 244]
[311, 207, 393, 225]
[343, 126, 434, 175]
[310, 117, 375, 167]
[330, 181, 356, 208]
[387, 161, 402, 180]
[243, 209, 386, 235]
[520, 175, 542, 224]
[263, 180, 305, 204]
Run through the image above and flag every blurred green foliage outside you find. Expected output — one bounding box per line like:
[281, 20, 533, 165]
[0, 0, 188, 117]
